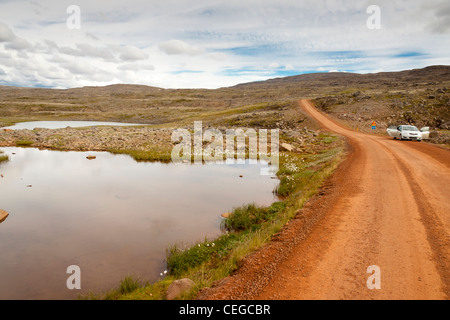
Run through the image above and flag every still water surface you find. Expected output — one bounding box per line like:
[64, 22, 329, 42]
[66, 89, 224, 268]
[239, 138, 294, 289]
[0, 147, 278, 299]
[3, 121, 146, 130]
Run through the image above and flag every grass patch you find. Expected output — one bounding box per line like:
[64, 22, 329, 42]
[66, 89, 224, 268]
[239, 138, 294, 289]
[108, 147, 173, 162]
[0, 154, 9, 163]
[166, 233, 241, 278]
[116, 279, 173, 300]
[220, 202, 286, 232]
[117, 276, 141, 295]
[274, 147, 339, 197]
[15, 140, 34, 147]
[80, 276, 159, 300]
[319, 133, 337, 144]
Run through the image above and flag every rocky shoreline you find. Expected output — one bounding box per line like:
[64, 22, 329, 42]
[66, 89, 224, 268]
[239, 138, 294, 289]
[2, 124, 447, 160]
[0, 126, 175, 153]
[0, 123, 329, 156]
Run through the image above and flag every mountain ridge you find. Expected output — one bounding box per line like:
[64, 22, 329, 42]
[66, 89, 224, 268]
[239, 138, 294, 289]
[1, 65, 449, 92]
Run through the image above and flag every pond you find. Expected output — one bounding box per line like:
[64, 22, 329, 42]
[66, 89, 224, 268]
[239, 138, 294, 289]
[2, 121, 147, 130]
[0, 147, 279, 299]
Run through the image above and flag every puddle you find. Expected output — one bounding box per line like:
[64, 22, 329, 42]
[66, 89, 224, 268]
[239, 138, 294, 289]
[0, 147, 278, 299]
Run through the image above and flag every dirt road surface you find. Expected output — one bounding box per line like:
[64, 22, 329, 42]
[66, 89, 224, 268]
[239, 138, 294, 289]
[200, 99, 449, 300]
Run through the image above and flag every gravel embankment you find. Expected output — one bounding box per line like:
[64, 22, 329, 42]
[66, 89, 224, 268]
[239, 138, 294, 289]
[0, 126, 175, 152]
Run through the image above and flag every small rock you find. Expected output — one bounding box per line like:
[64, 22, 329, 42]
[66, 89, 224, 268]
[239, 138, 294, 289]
[0, 209, 9, 223]
[166, 278, 195, 300]
[86, 155, 96, 160]
[280, 143, 294, 152]
[221, 212, 232, 218]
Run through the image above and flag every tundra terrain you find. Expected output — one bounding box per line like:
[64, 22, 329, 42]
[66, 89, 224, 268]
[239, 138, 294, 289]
[0, 65, 449, 300]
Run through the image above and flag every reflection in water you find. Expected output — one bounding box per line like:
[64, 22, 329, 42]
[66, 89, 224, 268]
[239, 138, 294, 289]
[0, 147, 278, 299]
[2, 121, 146, 130]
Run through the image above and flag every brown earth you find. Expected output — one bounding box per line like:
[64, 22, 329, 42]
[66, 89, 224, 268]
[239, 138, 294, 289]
[199, 99, 449, 300]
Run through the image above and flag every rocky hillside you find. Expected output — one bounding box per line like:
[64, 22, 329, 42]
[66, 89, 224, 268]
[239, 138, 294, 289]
[308, 68, 449, 144]
[237, 65, 450, 144]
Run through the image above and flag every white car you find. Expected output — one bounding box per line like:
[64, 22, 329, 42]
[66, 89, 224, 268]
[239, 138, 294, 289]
[387, 125, 430, 141]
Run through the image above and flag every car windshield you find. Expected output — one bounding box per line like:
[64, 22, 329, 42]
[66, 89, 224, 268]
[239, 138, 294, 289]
[403, 126, 419, 131]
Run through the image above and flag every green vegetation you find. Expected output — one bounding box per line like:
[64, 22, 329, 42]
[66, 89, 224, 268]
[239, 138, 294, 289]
[275, 146, 339, 197]
[108, 147, 173, 162]
[117, 275, 141, 294]
[15, 140, 33, 147]
[80, 276, 157, 300]
[166, 234, 242, 278]
[91, 134, 345, 300]
[0, 154, 8, 164]
[220, 202, 286, 232]
[1, 66, 447, 299]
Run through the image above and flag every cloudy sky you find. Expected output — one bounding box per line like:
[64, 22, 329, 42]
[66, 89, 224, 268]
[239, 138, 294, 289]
[0, 0, 449, 89]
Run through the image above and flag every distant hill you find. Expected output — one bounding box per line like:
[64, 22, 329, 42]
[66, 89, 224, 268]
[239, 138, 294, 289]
[1, 65, 449, 93]
[233, 65, 450, 89]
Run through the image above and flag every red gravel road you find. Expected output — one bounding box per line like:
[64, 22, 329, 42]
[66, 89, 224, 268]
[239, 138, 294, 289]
[199, 99, 449, 300]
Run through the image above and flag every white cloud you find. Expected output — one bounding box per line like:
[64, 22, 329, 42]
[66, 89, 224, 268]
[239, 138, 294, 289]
[117, 45, 149, 61]
[75, 43, 115, 60]
[0, 22, 32, 50]
[118, 63, 155, 71]
[0, 0, 448, 89]
[0, 22, 14, 42]
[207, 52, 228, 61]
[159, 39, 204, 56]
[269, 62, 279, 69]
[6, 36, 32, 50]
[285, 64, 294, 70]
